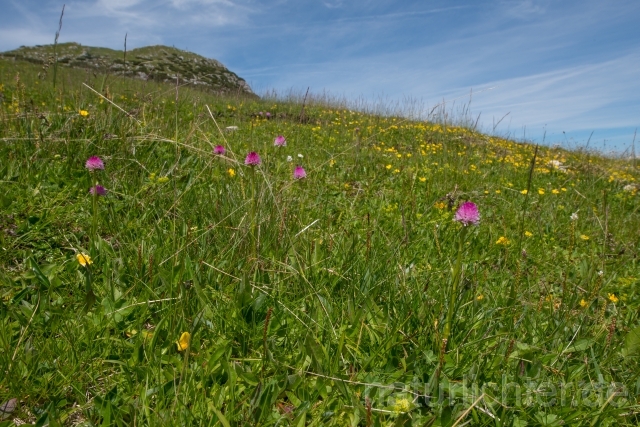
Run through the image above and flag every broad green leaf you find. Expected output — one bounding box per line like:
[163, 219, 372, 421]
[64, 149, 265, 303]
[623, 325, 640, 356]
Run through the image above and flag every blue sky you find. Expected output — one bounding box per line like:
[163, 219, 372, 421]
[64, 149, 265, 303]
[1, 0, 639, 153]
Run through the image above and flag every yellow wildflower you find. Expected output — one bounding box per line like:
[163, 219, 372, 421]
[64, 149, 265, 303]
[419, 177, 426, 182]
[495, 189, 501, 194]
[392, 398, 410, 413]
[580, 235, 589, 240]
[520, 189, 528, 195]
[476, 294, 484, 301]
[157, 176, 169, 183]
[434, 201, 446, 210]
[386, 164, 392, 170]
[496, 236, 509, 245]
[579, 299, 588, 308]
[538, 188, 545, 195]
[227, 168, 236, 177]
[608, 294, 619, 303]
[177, 332, 191, 351]
[77, 253, 92, 266]
[552, 189, 560, 194]
[79, 110, 89, 117]
[525, 231, 533, 237]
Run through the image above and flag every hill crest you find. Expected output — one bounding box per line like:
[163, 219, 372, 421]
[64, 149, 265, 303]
[1, 42, 255, 96]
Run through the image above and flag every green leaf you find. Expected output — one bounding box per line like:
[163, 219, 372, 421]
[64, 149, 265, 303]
[622, 325, 640, 356]
[211, 406, 230, 427]
[29, 258, 51, 290]
[304, 334, 327, 374]
[563, 338, 594, 353]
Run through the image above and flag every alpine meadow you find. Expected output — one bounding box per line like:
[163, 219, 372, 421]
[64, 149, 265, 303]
[0, 46, 639, 426]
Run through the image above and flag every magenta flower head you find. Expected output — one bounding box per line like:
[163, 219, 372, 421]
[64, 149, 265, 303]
[293, 165, 307, 179]
[89, 185, 107, 196]
[214, 145, 226, 155]
[265, 112, 272, 119]
[274, 135, 286, 147]
[454, 201, 480, 226]
[245, 151, 261, 166]
[85, 156, 104, 171]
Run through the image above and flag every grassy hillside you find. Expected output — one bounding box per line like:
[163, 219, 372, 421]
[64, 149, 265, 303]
[1, 42, 255, 96]
[0, 58, 639, 426]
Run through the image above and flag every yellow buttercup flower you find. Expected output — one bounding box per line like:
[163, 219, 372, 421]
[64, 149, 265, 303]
[227, 168, 236, 177]
[579, 299, 588, 308]
[552, 189, 560, 194]
[419, 177, 426, 182]
[580, 235, 589, 240]
[385, 164, 392, 170]
[524, 231, 533, 237]
[177, 332, 191, 351]
[79, 110, 89, 117]
[608, 294, 619, 304]
[496, 236, 509, 245]
[538, 188, 545, 195]
[476, 294, 484, 301]
[76, 253, 92, 266]
[520, 189, 528, 195]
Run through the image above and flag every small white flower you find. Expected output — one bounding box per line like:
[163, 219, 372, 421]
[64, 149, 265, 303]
[286, 155, 293, 162]
[570, 212, 579, 221]
[547, 160, 568, 172]
[597, 270, 604, 277]
[297, 153, 303, 158]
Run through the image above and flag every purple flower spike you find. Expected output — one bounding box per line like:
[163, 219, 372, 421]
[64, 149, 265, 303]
[274, 135, 286, 147]
[214, 145, 226, 155]
[89, 185, 107, 196]
[245, 151, 261, 166]
[85, 156, 104, 171]
[293, 165, 307, 179]
[454, 201, 480, 226]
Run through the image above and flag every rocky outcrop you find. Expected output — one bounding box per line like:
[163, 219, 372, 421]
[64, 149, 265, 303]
[1, 42, 256, 96]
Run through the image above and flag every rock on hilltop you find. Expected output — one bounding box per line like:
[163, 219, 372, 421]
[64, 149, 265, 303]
[1, 42, 255, 96]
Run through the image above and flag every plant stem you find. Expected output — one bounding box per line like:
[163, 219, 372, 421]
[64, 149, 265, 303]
[443, 226, 467, 347]
[91, 179, 98, 239]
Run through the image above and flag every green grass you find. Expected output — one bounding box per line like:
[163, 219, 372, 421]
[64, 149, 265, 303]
[1, 58, 639, 426]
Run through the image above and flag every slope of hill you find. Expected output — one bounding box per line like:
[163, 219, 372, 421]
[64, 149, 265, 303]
[0, 58, 639, 426]
[1, 42, 255, 96]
